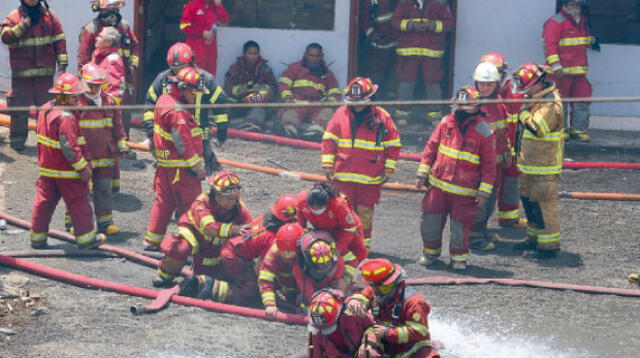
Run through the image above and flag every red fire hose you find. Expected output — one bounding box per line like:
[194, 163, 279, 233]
[0, 253, 308, 325]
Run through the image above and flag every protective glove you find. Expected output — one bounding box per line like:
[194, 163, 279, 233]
[415, 175, 429, 189]
[203, 140, 222, 175]
[216, 122, 228, 145]
[79, 168, 92, 182]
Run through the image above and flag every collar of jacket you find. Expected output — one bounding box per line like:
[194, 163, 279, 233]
[559, 8, 586, 26]
[531, 82, 557, 99]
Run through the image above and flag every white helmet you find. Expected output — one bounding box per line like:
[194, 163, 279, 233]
[473, 62, 501, 83]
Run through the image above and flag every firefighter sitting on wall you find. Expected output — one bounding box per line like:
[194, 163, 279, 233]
[277, 43, 341, 141]
[153, 171, 252, 298]
[143, 42, 228, 175]
[347, 258, 439, 358]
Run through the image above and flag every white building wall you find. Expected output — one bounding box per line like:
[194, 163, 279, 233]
[0, 0, 135, 77]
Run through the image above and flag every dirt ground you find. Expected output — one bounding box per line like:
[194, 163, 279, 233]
[0, 123, 639, 358]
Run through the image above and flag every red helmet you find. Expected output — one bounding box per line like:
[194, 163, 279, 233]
[275, 223, 305, 252]
[359, 258, 403, 286]
[479, 52, 508, 74]
[49, 73, 86, 95]
[300, 231, 337, 274]
[344, 77, 378, 103]
[208, 170, 241, 193]
[271, 194, 299, 222]
[308, 289, 345, 329]
[176, 67, 206, 92]
[512, 63, 548, 95]
[167, 42, 195, 68]
[80, 62, 106, 84]
[451, 86, 481, 111]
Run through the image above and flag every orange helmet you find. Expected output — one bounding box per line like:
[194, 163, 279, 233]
[80, 63, 106, 84]
[451, 86, 481, 111]
[275, 223, 305, 252]
[512, 63, 548, 95]
[208, 170, 241, 193]
[49, 73, 86, 95]
[176, 67, 205, 92]
[479, 52, 508, 74]
[271, 194, 299, 222]
[167, 42, 195, 68]
[308, 289, 345, 329]
[299, 231, 337, 275]
[359, 258, 404, 286]
[344, 77, 378, 103]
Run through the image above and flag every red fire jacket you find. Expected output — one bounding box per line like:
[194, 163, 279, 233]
[1, 6, 67, 78]
[225, 213, 280, 260]
[153, 91, 205, 173]
[322, 105, 401, 185]
[180, 0, 229, 75]
[360, 0, 398, 49]
[93, 47, 126, 104]
[77, 93, 127, 172]
[293, 257, 346, 306]
[224, 56, 278, 103]
[311, 314, 376, 358]
[77, 17, 139, 75]
[480, 99, 510, 158]
[543, 9, 592, 76]
[499, 79, 524, 144]
[351, 285, 433, 357]
[392, 0, 453, 59]
[36, 102, 90, 179]
[177, 193, 252, 274]
[417, 113, 497, 200]
[278, 60, 341, 103]
[258, 244, 298, 307]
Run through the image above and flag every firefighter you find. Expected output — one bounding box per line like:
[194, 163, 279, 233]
[479, 52, 528, 229]
[511, 63, 564, 258]
[347, 258, 438, 358]
[260, 222, 307, 318]
[224, 40, 278, 132]
[277, 43, 341, 141]
[77, 63, 128, 235]
[1, 0, 67, 152]
[416, 87, 496, 270]
[92, 26, 126, 104]
[153, 171, 252, 291]
[143, 42, 228, 175]
[359, 0, 399, 99]
[322, 77, 401, 249]
[297, 182, 368, 277]
[29, 73, 106, 250]
[180, 0, 228, 76]
[391, 0, 453, 126]
[143, 66, 208, 250]
[308, 289, 377, 358]
[543, 0, 594, 142]
[469, 62, 511, 251]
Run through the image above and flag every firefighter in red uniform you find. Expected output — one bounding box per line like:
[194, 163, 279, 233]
[143, 67, 208, 250]
[260, 222, 306, 318]
[29, 73, 106, 250]
[92, 26, 126, 104]
[392, 0, 453, 126]
[416, 87, 496, 270]
[76, 63, 128, 235]
[543, 0, 594, 142]
[180, 0, 229, 75]
[1, 0, 67, 152]
[468, 62, 511, 250]
[308, 289, 376, 358]
[278, 43, 341, 141]
[322, 77, 401, 249]
[224, 40, 278, 132]
[479, 52, 528, 229]
[347, 259, 439, 358]
[153, 171, 252, 296]
[298, 182, 368, 276]
[359, 0, 399, 99]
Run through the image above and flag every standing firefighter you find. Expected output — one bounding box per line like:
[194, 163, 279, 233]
[143, 67, 207, 250]
[391, 0, 453, 126]
[322, 77, 401, 249]
[347, 259, 438, 358]
[543, 0, 594, 142]
[180, 0, 229, 76]
[416, 87, 496, 270]
[143, 42, 228, 175]
[30, 73, 106, 250]
[512, 63, 564, 258]
[1, 0, 67, 152]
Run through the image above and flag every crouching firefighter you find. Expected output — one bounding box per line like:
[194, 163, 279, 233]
[347, 259, 439, 358]
[153, 170, 253, 302]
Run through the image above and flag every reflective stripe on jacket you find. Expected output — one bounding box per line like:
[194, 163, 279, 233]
[278, 60, 341, 102]
[78, 93, 127, 169]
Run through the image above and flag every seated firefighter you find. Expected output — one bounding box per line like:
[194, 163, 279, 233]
[277, 43, 341, 141]
[224, 40, 278, 132]
[152, 170, 253, 295]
